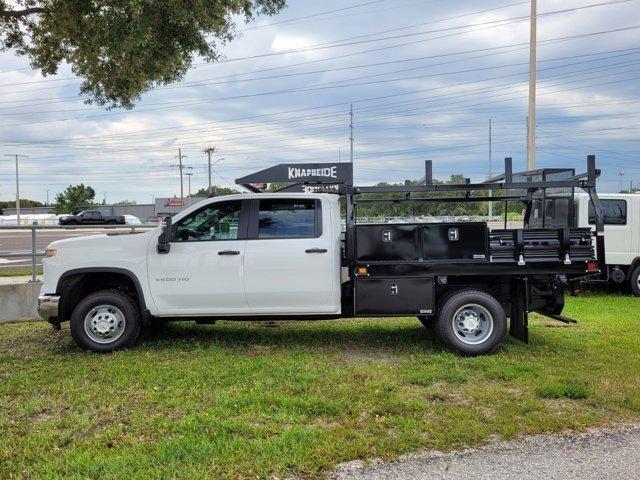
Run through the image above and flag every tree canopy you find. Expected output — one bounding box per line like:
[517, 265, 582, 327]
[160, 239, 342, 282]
[53, 184, 95, 214]
[0, 199, 43, 210]
[1, 0, 286, 108]
[193, 186, 239, 197]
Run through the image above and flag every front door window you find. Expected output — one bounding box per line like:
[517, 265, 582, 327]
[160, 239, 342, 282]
[174, 201, 242, 242]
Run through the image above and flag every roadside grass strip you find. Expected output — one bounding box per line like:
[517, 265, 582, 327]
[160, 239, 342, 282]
[0, 294, 638, 479]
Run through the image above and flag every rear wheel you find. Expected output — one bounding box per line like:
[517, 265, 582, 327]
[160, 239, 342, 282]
[435, 289, 506, 355]
[630, 265, 640, 296]
[70, 290, 141, 353]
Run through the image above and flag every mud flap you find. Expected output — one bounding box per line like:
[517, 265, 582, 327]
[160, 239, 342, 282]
[509, 276, 529, 343]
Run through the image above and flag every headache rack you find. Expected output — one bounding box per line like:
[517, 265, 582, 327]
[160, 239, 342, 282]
[236, 155, 605, 276]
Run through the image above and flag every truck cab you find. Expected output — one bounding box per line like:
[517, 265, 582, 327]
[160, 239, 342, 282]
[38, 193, 343, 352]
[147, 193, 341, 316]
[574, 193, 640, 294]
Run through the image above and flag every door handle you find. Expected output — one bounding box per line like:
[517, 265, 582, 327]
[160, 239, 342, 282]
[305, 248, 327, 253]
[218, 250, 240, 255]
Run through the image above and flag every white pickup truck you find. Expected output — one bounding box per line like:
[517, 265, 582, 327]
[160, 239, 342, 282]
[38, 160, 604, 355]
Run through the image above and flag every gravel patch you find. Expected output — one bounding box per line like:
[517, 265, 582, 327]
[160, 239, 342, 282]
[329, 423, 640, 480]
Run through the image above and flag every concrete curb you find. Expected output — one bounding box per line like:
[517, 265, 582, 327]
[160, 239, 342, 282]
[0, 281, 40, 322]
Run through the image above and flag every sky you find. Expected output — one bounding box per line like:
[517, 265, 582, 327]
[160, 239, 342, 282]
[0, 0, 639, 204]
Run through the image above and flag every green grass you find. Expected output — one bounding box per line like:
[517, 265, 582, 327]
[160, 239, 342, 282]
[0, 294, 638, 479]
[0, 267, 42, 277]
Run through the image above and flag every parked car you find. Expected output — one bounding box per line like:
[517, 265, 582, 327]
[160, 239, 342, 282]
[58, 210, 126, 226]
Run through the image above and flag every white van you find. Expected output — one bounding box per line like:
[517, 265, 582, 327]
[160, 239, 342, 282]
[575, 193, 640, 295]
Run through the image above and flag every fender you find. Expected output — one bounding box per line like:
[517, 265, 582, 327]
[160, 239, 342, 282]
[56, 267, 152, 324]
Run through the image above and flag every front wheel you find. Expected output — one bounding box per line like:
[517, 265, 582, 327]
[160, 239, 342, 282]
[435, 289, 506, 355]
[70, 290, 141, 352]
[630, 265, 640, 296]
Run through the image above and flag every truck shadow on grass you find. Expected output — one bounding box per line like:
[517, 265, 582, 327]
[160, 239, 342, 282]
[132, 318, 581, 358]
[135, 319, 452, 355]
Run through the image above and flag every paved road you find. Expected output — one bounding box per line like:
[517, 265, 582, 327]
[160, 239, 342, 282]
[330, 424, 640, 480]
[0, 228, 143, 270]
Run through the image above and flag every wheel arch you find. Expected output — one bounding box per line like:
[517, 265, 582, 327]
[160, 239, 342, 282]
[626, 257, 640, 279]
[55, 267, 151, 325]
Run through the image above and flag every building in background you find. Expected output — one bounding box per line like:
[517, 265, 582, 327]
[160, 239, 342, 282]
[0, 196, 207, 219]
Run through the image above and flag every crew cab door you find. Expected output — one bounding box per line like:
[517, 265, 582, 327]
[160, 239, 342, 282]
[243, 197, 338, 314]
[586, 198, 631, 264]
[147, 199, 250, 314]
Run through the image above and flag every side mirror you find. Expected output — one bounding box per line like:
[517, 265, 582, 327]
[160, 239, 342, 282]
[157, 216, 173, 254]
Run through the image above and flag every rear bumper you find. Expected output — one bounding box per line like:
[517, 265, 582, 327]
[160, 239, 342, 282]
[37, 295, 60, 323]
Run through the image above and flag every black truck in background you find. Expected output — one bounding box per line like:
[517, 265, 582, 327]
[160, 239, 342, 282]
[58, 210, 126, 226]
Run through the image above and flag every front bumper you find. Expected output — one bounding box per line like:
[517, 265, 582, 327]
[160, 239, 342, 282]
[37, 295, 60, 323]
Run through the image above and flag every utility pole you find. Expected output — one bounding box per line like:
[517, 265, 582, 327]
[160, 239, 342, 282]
[4, 154, 27, 224]
[527, 0, 537, 170]
[204, 146, 215, 195]
[185, 172, 194, 207]
[170, 148, 190, 206]
[46, 189, 49, 206]
[619, 171, 625, 192]
[349, 103, 354, 163]
[488, 119, 493, 221]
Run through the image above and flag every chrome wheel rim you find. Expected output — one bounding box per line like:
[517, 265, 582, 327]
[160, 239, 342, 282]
[84, 305, 126, 344]
[452, 303, 494, 345]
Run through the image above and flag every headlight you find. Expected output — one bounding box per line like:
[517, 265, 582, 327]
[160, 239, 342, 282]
[44, 248, 57, 258]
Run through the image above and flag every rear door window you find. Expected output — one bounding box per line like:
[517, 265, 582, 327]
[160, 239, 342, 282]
[257, 199, 320, 238]
[589, 199, 627, 225]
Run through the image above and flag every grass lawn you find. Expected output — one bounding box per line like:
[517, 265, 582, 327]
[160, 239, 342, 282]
[0, 268, 42, 278]
[0, 294, 638, 479]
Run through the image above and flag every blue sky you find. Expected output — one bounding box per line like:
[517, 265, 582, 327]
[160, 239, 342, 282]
[1, 0, 639, 203]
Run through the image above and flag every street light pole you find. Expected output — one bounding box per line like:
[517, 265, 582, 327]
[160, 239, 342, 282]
[527, 0, 537, 170]
[4, 154, 27, 224]
[488, 118, 493, 221]
[185, 172, 194, 207]
[204, 147, 215, 195]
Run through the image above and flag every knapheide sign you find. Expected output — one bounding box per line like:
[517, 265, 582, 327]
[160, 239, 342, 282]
[236, 163, 353, 186]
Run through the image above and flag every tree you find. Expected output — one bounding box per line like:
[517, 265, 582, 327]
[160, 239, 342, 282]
[193, 186, 239, 197]
[0, 199, 43, 209]
[113, 200, 136, 205]
[0, 0, 286, 108]
[53, 184, 95, 214]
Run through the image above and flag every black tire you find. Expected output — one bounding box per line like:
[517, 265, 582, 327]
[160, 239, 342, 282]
[435, 289, 506, 355]
[70, 289, 141, 353]
[630, 265, 640, 296]
[106, 220, 117, 225]
[65, 221, 78, 225]
[417, 316, 435, 330]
